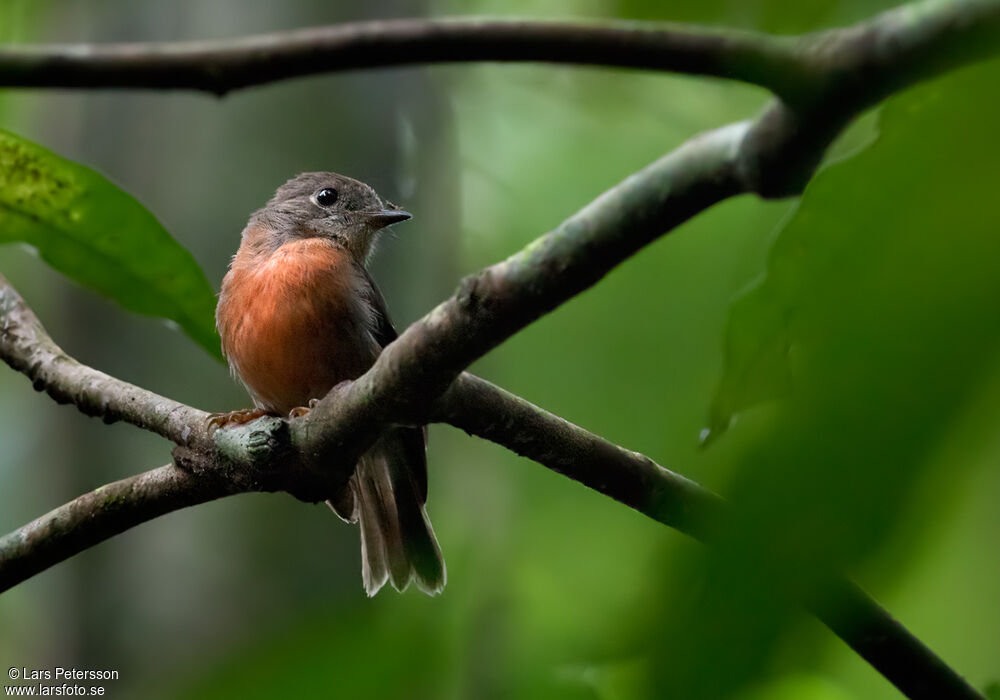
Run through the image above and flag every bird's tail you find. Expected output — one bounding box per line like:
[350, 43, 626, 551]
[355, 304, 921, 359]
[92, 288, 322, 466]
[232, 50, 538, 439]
[327, 429, 445, 596]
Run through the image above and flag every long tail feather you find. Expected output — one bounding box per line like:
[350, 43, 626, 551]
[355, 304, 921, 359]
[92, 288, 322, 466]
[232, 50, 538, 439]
[329, 429, 445, 596]
[356, 469, 391, 596]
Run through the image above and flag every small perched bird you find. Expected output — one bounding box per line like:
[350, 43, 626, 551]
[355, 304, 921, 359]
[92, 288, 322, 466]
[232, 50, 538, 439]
[214, 172, 445, 596]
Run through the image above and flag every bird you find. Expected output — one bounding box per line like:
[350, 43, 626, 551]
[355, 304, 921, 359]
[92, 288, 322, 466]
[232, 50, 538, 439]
[213, 172, 445, 596]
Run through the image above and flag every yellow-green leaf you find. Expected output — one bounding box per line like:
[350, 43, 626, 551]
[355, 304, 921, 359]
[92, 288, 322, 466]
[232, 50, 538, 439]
[0, 129, 220, 360]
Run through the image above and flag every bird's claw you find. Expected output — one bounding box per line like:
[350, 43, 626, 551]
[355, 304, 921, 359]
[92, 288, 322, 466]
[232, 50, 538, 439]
[208, 408, 268, 429]
[288, 398, 321, 419]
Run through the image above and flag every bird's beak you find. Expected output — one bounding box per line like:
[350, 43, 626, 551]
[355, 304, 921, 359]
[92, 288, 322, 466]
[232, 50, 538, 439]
[364, 209, 412, 228]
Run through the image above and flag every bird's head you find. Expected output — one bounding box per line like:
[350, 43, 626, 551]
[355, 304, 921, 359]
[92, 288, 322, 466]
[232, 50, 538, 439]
[251, 171, 410, 263]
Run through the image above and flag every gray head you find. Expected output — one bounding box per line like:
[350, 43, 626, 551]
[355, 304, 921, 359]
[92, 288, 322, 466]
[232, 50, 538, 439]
[250, 172, 410, 263]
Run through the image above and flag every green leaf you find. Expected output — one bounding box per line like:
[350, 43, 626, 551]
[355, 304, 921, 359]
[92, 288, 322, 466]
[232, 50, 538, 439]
[669, 58, 1000, 699]
[706, 57, 1000, 441]
[0, 129, 221, 359]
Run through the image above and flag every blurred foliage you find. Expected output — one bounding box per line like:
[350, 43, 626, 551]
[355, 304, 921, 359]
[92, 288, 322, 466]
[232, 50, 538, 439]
[710, 58, 1000, 442]
[0, 129, 220, 358]
[708, 56, 1000, 569]
[657, 57, 1000, 698]
[0, 1, 998, 700]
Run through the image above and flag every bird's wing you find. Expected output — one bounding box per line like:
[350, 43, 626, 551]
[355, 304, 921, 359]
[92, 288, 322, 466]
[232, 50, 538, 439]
[357, 265, 429, 504]
[358, 265, 400, 348]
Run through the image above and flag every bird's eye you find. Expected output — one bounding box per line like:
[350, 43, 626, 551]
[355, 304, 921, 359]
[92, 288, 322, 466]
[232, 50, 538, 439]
[315, 188, 338, 207]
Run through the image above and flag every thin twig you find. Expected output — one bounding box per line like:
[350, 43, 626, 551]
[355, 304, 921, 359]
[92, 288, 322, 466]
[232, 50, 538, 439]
[0, 279, 211, 446]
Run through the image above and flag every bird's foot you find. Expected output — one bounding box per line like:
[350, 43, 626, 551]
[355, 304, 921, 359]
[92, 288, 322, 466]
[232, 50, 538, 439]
[288, 398, 321, 419]
[208, 408, 268, 429]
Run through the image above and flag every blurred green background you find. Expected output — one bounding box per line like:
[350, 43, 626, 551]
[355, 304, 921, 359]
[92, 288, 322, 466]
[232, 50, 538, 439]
[0, 1, 997, 699]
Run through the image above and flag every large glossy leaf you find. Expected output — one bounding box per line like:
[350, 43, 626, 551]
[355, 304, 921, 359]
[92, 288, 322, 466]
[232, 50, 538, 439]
[707, 58, 1000, 440]
[0, 129, 220, 359]
[665, 59, 1000, 699]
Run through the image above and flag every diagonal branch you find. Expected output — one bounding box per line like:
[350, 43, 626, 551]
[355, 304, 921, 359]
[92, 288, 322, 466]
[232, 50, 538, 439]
[0, 280, 210, 445]
[0, 464, 235, 592]
[293, 122, 748, 476]
[437, 374, 726, 540]
[440, 376, 985, 700]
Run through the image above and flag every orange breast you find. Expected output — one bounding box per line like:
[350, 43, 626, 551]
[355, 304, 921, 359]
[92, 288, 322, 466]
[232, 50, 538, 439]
[217, 237, 378, 414]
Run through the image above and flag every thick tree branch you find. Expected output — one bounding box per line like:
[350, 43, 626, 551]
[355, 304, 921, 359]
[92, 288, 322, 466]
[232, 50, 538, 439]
[293, 122, 747, 477]
[0, 19, 805, 98]
[0, 0, 995, 103]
